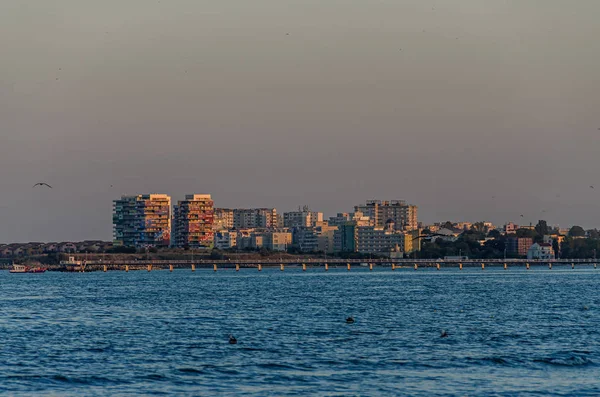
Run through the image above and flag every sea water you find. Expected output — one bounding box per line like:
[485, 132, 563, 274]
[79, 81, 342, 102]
[1, 267, 599, 396]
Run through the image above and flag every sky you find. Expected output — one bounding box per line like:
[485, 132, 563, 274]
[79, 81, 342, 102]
[1, 0, 600, 243]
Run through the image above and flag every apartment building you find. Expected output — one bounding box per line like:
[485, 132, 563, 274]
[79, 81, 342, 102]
[214, 208, 234, 230]
[283, 206, 324, 228]
[113, 194, 171, 248]
[172, 194, 214, 249]
[233, 208, 278, 229]
[354, 200, 418, 231]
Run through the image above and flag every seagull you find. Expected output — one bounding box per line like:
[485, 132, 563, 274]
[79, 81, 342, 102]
[228, 335, 237, 344]
[520, 214, 524, 218]
[346, 317, 355, 324]
[33, 183, 52, 188]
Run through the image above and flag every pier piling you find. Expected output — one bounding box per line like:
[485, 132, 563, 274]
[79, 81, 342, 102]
[459, 263, 463, 270]
[504, 263, 507, 270]
[414, 263, 418, 270]
[236, 264, 240, 272]
[436, 263, 440, 271]
[302, 263, 306, 271]
[258, 264, 262, 271]
[170, 264, 174, 272]
[369, 263, 373, 271]
[147, 264, 152, 272]
[280, 263, 284, 271]
[391, 263, 396, 271]
[192, 264, 195, 272]
[325, 263, 329, 271]
[549, 263, 552, 270]
[347, 263, 351, 271]
[213, 264, 217, 272]
[103, 264, 107, 272]
[526, 263, 530, 270]
[481, 263, 485, 270]
[125, 265, 129, 272]
[572, 263, 575, 270]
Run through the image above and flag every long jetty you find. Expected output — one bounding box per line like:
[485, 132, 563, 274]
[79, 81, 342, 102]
[53, 258, 599, 272]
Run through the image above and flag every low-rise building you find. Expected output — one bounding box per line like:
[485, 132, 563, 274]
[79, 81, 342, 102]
[506, 237, 533, 257]
[214, 231, 237, 250]
[527, 243, 555, 260]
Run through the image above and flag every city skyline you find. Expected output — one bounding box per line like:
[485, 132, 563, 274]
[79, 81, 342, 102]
[2, 0, 600, 242]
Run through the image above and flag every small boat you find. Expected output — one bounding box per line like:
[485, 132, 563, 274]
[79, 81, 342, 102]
[28, 267, 47, 273]
[9, 264, 30, 273]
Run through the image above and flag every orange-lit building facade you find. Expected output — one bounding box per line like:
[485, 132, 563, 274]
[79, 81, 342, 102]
[172, 194, 214, 249]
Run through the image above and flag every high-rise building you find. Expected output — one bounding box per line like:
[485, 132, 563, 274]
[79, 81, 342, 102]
[233, 208, 278, 229]
[172, 194, 214, 249]
[214, 208, 234, 230]
[283, 206, 324, 228]
[354, 200, 418, 231]
[113, 194, 171, 248]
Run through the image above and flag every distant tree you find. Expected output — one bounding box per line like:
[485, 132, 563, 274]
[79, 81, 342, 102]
[588, 229, 600, 240]
[516, 228, 537, 239]
[441, 221, 454, 230]
[471, 222, 488, 234]
[552, 239, 560, 259]
[487, 229, 501, 239]
[535, 220, 549, 236]
[569, 226, 586, 237]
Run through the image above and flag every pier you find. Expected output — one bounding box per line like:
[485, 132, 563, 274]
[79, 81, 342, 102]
[52, 258, 600, 272]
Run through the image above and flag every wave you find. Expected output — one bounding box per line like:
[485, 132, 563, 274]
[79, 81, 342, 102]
[534, 355, 594, 367]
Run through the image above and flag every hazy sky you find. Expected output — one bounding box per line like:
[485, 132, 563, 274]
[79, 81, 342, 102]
[1, 0, 600, 242]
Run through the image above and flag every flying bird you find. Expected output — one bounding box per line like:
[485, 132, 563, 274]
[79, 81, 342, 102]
[520, 214, 524, 218]
[33, 183, 52, 188]
[590, 185, 595, 189]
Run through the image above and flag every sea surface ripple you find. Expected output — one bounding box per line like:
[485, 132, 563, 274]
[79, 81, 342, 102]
[1, 267, 599, 396]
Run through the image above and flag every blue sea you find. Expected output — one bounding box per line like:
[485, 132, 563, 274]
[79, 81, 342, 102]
[1, 267, 599, 396]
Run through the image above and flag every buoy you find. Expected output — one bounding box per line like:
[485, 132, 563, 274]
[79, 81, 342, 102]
[459, 263, 463, 270]
[192, 264, 195, 272]
[258, 264, 262, 271]
[391, 263, 396, 271]
[347, 263, 351, 271]
[414, 263, 418, 270]
[325, 263, 329, 271]
[526, 263, 530, 270]
[369, 263, 373, 271]
[302, 263, 306, 271]
[436, 263, 440, 271]
[481, 263, 485, 270]
[170, 264, 174, 272]
[236, 264, 240, 272]
[280, 263, 284, 271]
[103, 264, 107, 272]
[213, 263, 217, 272]
[147, 264, 152, 272]
[125, 265, 129, 272]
